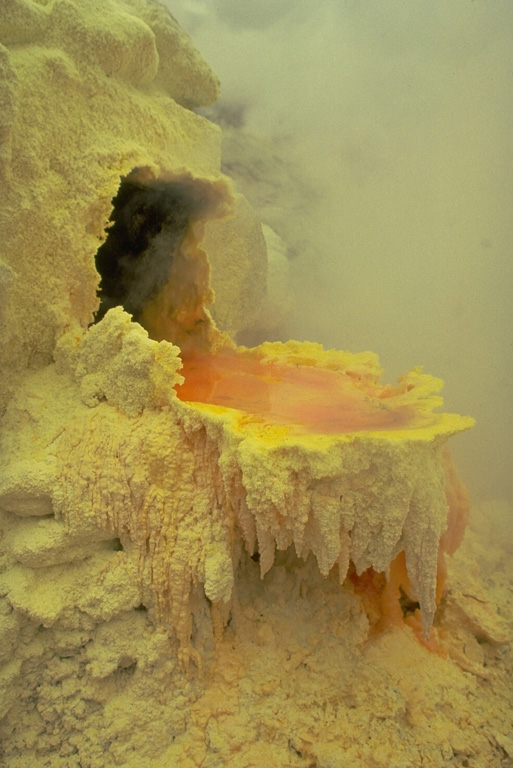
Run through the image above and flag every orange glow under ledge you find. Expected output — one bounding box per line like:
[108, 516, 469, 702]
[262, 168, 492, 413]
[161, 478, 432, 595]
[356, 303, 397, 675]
[176, 349, 416, 434]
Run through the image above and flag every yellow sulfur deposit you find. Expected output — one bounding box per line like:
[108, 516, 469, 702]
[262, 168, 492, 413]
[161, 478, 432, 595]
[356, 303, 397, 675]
[0, 1, 511, 767]
[44, 309, 475, 646]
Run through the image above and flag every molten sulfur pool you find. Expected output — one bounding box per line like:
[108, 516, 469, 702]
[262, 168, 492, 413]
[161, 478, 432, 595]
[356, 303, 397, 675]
[176, 348, 417, 435]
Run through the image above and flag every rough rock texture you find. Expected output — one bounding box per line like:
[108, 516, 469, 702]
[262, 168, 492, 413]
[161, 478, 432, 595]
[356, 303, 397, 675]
[0, 2, 511, 768]
[0, 0, 267, 413]
[1, 493, 512, 767]
[0, 308, 474, 650]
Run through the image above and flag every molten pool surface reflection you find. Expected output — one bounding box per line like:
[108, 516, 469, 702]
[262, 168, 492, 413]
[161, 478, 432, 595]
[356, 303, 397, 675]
[176, 350, 415, 435]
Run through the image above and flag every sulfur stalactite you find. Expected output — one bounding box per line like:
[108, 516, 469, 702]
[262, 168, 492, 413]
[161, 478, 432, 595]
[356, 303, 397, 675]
[47, 301, 474, 654]
[53, 161, 475, 652]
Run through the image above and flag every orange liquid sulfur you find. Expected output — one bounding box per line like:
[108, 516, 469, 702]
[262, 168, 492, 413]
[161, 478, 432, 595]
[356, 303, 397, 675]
[176, 350, 414, 435]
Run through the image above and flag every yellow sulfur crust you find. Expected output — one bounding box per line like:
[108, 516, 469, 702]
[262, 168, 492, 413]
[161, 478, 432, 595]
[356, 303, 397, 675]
[41, 308, 474, 647]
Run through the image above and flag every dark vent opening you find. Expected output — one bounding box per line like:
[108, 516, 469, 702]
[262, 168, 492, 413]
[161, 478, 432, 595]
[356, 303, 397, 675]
[94, 168, 201, 326]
